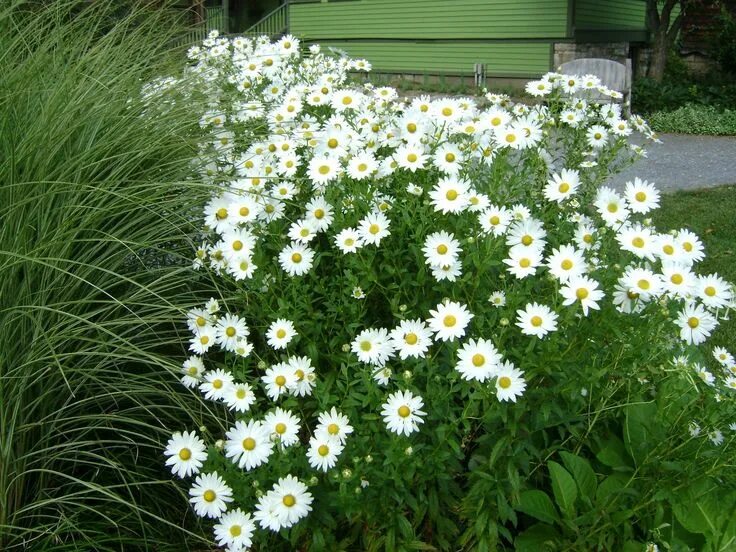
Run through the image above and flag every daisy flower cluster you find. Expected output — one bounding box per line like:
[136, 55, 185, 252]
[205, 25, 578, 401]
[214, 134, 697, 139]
[160, 32, 735, 548]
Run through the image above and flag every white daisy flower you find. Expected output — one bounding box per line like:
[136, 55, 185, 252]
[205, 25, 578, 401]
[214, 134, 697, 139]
[189, 324, 217, 355]
[489, 291, 506, 307]
[351, 328, 395, 366]
[213, 509, 255, 551]
[676, 303, 717, 345]
[624, 178, 660, 214]
[504, 244, 544, 279]
[266, 318, 297, 350]
[427, 300, 474, 342]
[546, 244, 586, 282]
[315, 407, 354, 444]
[544, 169, 580, 203]
[334, 227, 364, 253]
[697, 274, 733, 309]
[381, 390, 426, 436]
[215, 313, 249, 352]
[516, 303, 558, 339]
[422, 230, 462, 268]
[189, 472, 233, 519]
[389, 319, 433, 359]
[455, 338, 502, 382]
[278, 242, 315, 277]
[254, 475, 313, 531]
[305, 196, 334, 232]
[495, 361, 527, 402]
[479, 205, 512, 236]
[262, 362, 297, 401]
[307, 436, 344, 472]
[224, 419, 274, 470]
[594, 187, 629, 227]
[199, 369, 234, 401]
[560, 276, 604, 316]
[287, 355, 316, 397]
[264, 407, 301, 447]
[429, 177, 470, 214]
[164, 430, 207, 479]
[676, 230, 705, 265]
[357, 211, 391, 246]
[180, 356, 206, 389]
[223, 382, 256, 413]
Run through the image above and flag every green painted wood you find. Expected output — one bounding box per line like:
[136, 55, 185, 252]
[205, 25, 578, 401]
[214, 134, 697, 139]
[312, 41, 553, 77]
[574, 0, 647, 31]
[291, 0, 569, 40]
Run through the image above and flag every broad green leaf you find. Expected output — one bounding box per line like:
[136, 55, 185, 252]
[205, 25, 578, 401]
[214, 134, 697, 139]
[595, 473, 631, 505]
[623, 402, 658, 465]
[548, 461, 578, 518]
[516, 490, 559, 524]
[514, 523, 560, 552]
[596, 435, 632, 469]
[560, 451, 597, 500]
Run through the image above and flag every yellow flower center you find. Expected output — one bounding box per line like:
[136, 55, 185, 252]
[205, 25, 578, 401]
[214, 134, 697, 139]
[683, 242, 693, 252]
[407, 123, 417, 133]
[521, 235, 533, 246]
[216, 208, 228, 220]
[519, 258, 531, 268]
[407, 153, 418, 163]
[558, 183, 570, 193]
[318, 165, 330, 175]
[300, 228, 310, 237]
[230, 525, 242, 537]
[344, 238, 354, 246]
[627, 291, 639, 299]
[239, 207, 249, 217]
[318, 444, 330, 456]
[420, 105, 429, 112]
[445, 153, 456, 163]
[203, 490, 216, 502]
[472, 354, 485, 367]
[178, 448, 191, 460]
[283, 494, 296, 507]
[360, 340, 372, 352]
[671, 274, 683, 285]
[446, 190, 458, 201]
[276, 329, 287, 339]
[327, 138, 338, 149]
[561, 259, 573, 270]
[583, 234, 593, 244]
[688, 317, 699, 329]
[632, 237, 645, 248]
[369, 223, 380, 235]
[404, 332, 418, 345]
[342, 96, 353, 105]
[314, 208, 325, 219]
[265, 204, 275, 214]
[704, 286, 716, 297]
[490, 215, 500, 225]
[275, 423, 287, 434]
[188, 366, 197, 376]
[437, 244, 448, 255]
[269, 144, 277, 153]
[491, 117, 501, 126]
[442, 107, 452, 116]
[291, 253, 302, 263]
[196, 316, 207, 327]
[242, 437, 256, 451]
[638, 279, 650, 290]
[398, 405, 411, 418]
[607, 203, 618, 213]
[358, 163, 368, 172]
[295, 369, 305, 381]
[212, 378, 222, 389]
[531, 316, 543, 327]
[498, 376, 512, 389]
[594, 133, 602, 140]
[505, 133, 516, 143]
[663, 244, 674, 255]
[225, 327, 236, 337]
[443, 315, 457, 327]
[236, 388, 247, 399]
[321, 87, 329, 94]
[635, 191, 646, 202]
[576, 288, 589, 300]
[328, 423, 339, 435]
[275, 375, 287, 387]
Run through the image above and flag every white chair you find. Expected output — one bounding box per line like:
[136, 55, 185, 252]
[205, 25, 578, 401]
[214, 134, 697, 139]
[559, 58, 632, 117]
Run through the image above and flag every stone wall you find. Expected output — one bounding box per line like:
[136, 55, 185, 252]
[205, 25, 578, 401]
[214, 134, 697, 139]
[554, 42, 630, 70]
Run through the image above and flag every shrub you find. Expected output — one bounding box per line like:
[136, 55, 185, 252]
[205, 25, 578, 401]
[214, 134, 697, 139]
[647, 104, 736, 135]
[153, 36, 736, 552]
[0, 1, 219, 549]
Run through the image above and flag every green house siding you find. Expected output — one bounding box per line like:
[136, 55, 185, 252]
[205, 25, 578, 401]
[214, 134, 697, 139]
[316, 41, 552, 77]
[574, 0, 647, 30]
[289, 0, 567, 77]
[291, 0, 568, 40]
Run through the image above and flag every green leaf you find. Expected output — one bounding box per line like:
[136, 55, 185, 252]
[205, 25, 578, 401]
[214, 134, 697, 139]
[560, 451, 597, 500]
[548, 461, 578, 518]
[595, 473, 630, 505]
[623, 402, 658, 465]
[514, 523, 560, 551]
[516, 490, 559, 524]
[596, 435, 632, 469]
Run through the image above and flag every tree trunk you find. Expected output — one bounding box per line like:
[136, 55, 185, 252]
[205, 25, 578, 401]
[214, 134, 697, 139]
[647, 29, 669, 81]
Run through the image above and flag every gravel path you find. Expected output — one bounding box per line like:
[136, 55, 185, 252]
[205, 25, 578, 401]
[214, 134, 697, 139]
[608, 134, 736, 192]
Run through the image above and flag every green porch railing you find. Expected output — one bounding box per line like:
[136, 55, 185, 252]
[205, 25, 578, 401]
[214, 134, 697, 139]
[243, 3, 288, 39]
[175, 6, 227, 47]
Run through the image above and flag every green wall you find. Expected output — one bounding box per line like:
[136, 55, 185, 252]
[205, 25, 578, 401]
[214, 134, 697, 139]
[574, 0, 647, 30]
[289, 0, 568, 77]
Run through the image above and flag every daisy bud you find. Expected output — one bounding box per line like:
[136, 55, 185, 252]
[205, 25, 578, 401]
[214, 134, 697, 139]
[399, 304, 407, 312]
[309, 476, 319, 486]
[404, 446, 413, 456]
[199, 425, 207, 434]
[257, 360, 267, 370]
[500, 318, 509, 327]
[215, 439, 224, 450]
[467, 236, 475, 244]
[341, 343, 351, 353]
[581, 388, 588, 397]
[354, 487, 362, 495]
[365, 455, 373, 463]
[342, 468, 352, 479]
[403, 370, 412, 382]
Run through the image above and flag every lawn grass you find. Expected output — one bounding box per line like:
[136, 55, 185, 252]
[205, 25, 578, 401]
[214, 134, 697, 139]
[651, 185, 736, 349]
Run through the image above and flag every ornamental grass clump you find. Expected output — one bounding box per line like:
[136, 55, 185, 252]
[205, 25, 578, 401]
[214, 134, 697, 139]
[164, 34, 736, 550]
[0, 1, 219, 549]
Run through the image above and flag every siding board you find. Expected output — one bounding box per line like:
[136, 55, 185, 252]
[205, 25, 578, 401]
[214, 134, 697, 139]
[574, 0, 647, 31]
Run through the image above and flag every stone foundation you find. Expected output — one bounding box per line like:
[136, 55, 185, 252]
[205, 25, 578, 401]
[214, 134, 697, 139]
[554, 42, 630, 70]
